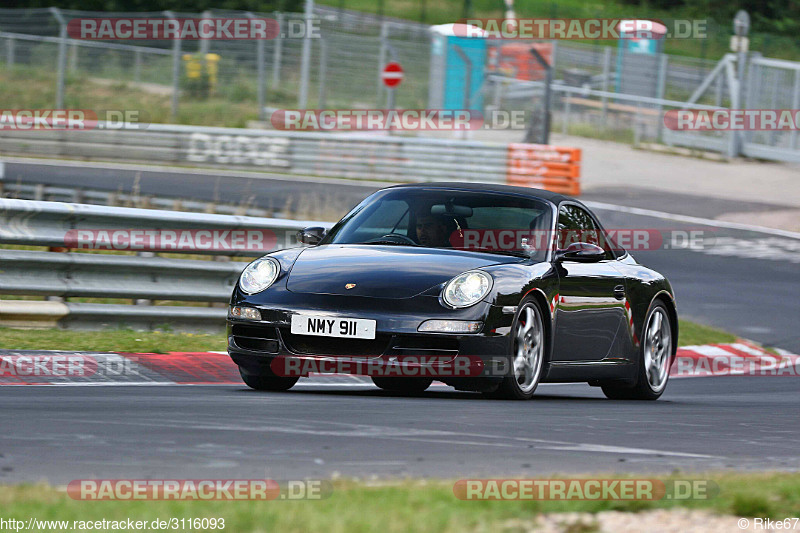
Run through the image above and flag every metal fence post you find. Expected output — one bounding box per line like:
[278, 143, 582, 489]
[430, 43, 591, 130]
[377, 21, 388, 106]
[655, 53, 668, 142]
[550, 40, 558, 72]
[732, 10, 750, 157]
[791, 69, 800, 150]
[525, 45, 552, 144]
[49, 7, 67, 110]
[298, 0, 314, 108]
[5, 37, 14, 68]
[317, 36, 328, 108]
[134, 49, 142, 82]
[199, 11, 211, 56]
[164, 11, 181, 120]
[452, 45, 472, 111]
[68, 42, 78, 72]
[247, 12, 267, 120]
[272, 12, 284, 89]
[601, 46, 611, 125]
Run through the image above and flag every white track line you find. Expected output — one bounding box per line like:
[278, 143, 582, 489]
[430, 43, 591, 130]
[584, 200, 800, 240]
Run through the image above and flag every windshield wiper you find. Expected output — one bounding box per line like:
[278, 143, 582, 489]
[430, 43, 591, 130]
[468, 248, 532, 258]
[356, 240, 421, 246]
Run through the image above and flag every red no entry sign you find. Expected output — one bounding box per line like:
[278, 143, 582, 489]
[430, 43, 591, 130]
[381, 61, 404, 88]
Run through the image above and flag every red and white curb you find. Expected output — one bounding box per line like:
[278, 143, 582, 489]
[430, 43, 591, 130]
[674, 341, 800, 378]
[0, 343, 797, 386]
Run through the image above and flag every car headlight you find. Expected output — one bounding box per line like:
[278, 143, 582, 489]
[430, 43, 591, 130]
[239, 257, 280, 294]
[442, 270, 493, 308]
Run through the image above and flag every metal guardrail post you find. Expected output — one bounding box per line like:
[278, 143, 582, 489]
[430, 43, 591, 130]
[135, 251, 155, 305]
[298, 0, 314, 108]
[49, 7, 67, 110]
[272, 12, 284, 90]
[164, 11, 181, 120]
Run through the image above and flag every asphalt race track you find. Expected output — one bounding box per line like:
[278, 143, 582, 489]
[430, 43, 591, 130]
[2, 159, 800, 484]
[2, 377, 799, 483]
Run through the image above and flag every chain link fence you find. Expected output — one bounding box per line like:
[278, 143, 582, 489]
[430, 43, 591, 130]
[0, 7, 799, 160]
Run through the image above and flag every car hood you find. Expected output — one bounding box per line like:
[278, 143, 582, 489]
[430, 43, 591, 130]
[286, 244, 521, 299]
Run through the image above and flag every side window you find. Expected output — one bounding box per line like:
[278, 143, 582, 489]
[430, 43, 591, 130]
[557, 205, 615, 259]
[557, 205, 597, 248]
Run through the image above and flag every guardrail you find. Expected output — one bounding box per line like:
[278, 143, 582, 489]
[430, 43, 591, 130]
[0, 124, 582, 195]
[0, 181, 272, 217]
[0, 198, 332, 331]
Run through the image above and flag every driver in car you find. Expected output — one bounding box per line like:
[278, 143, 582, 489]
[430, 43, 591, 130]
[415, 207, 453, 248]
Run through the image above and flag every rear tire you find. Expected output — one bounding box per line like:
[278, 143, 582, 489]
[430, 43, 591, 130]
[485, 297, 547, 400]
[371, 376, 432, 393]
[602, 301, 673, 401]
[239, 367, 298, 392]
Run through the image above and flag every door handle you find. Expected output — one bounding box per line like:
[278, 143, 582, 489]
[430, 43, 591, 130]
[613, 285, 626, 300]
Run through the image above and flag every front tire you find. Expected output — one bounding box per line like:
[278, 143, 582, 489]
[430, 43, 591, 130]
[239, 367, 298, 391]
[602, 301, 673, 401]
[371, 376, 433, 393]
[486, 298, 547, 400]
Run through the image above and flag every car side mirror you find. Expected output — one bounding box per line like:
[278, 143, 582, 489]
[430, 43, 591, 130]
[555, 242, 605, 263]
[297, 227, 326, 245]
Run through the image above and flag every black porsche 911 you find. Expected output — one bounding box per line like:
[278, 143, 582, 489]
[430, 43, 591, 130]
[227, 183, 677, 400]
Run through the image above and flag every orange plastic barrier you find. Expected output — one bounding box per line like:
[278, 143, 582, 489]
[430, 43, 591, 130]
[506, 143, 581, 195]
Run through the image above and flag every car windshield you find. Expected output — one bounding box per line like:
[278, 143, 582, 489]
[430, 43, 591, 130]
[322, 188, 553, 260]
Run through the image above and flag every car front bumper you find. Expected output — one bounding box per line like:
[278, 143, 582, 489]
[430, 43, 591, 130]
[226, 294, 515, 384]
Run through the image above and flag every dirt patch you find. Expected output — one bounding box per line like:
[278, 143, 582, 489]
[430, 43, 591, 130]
[89, 77, 174, 96]
[508, 508, 757, 532]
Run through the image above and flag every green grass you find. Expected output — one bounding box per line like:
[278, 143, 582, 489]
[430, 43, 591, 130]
[1, 473, 799, 532]
[677, 319, 738, 347]
[0, 327, 226, 353]
[0, 66, 297, 130]
[0, 318, 746, 353]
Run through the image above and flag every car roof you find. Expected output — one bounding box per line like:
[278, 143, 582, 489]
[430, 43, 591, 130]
[385, 182, 575, 206]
